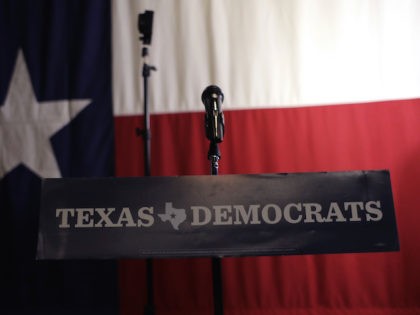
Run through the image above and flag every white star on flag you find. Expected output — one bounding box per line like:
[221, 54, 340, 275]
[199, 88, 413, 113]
[0, 51, 91, 178]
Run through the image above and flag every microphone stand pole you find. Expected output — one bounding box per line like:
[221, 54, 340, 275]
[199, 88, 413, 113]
[137, 10, 156, 315]
[137, 46, 156, 315]
[208, 142, 224, 315]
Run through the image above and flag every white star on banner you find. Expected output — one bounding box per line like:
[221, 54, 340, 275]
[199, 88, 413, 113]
[0, 51, 91, 178]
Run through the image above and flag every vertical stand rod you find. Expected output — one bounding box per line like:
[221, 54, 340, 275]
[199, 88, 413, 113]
[212, 257, 223, 315]
[142, 54, 156, 315]
[208, 141, 224, 315]
[138, 10, 156, 315]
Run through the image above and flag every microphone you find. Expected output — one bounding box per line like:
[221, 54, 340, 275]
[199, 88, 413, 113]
[201, 85, 225, 143]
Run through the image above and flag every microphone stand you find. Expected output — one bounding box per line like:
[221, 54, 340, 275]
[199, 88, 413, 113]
[142, 46, 156, 315]
[208, 141, 224, 315]
[202, 85, 225, 315]
[136, 35, 156, 315]
[137, 10, 156, 315]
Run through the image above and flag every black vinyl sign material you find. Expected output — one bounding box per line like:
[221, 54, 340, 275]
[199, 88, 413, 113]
[37, 170, 399, 259]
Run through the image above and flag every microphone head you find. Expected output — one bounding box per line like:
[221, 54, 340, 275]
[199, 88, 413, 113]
[201, 85, 225, 143]
[201, 85, 224, 105]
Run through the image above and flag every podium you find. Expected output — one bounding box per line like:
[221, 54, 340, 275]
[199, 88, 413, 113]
[37, 170, 399, 312]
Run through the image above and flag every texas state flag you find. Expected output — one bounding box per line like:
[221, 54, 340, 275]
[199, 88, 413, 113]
[0, 1, 117, 314]
[2, 0, 420, 315]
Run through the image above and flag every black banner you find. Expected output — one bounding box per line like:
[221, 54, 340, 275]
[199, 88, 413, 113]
[37, 170, 399, 259]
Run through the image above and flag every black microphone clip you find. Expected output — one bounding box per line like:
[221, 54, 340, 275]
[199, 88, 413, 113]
[201, 85, 225, 143]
